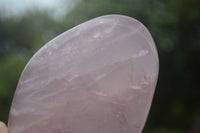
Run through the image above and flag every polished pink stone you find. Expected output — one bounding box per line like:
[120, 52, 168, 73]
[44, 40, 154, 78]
[8, 15, 159, 133]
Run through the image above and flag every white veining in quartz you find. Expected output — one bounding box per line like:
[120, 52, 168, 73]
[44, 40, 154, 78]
[8, 15, 159, 133]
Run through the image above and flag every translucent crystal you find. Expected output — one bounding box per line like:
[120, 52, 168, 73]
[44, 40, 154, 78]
[8, 15, 159, 133]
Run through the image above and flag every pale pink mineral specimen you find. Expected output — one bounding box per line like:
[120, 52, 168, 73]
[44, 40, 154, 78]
[8, 15, 159, 133]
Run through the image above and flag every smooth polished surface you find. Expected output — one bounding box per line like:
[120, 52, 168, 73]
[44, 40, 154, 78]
[8, 15, 159, 133]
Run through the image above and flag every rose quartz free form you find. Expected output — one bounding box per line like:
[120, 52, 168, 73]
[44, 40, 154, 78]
[8, 15, 159, 133]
